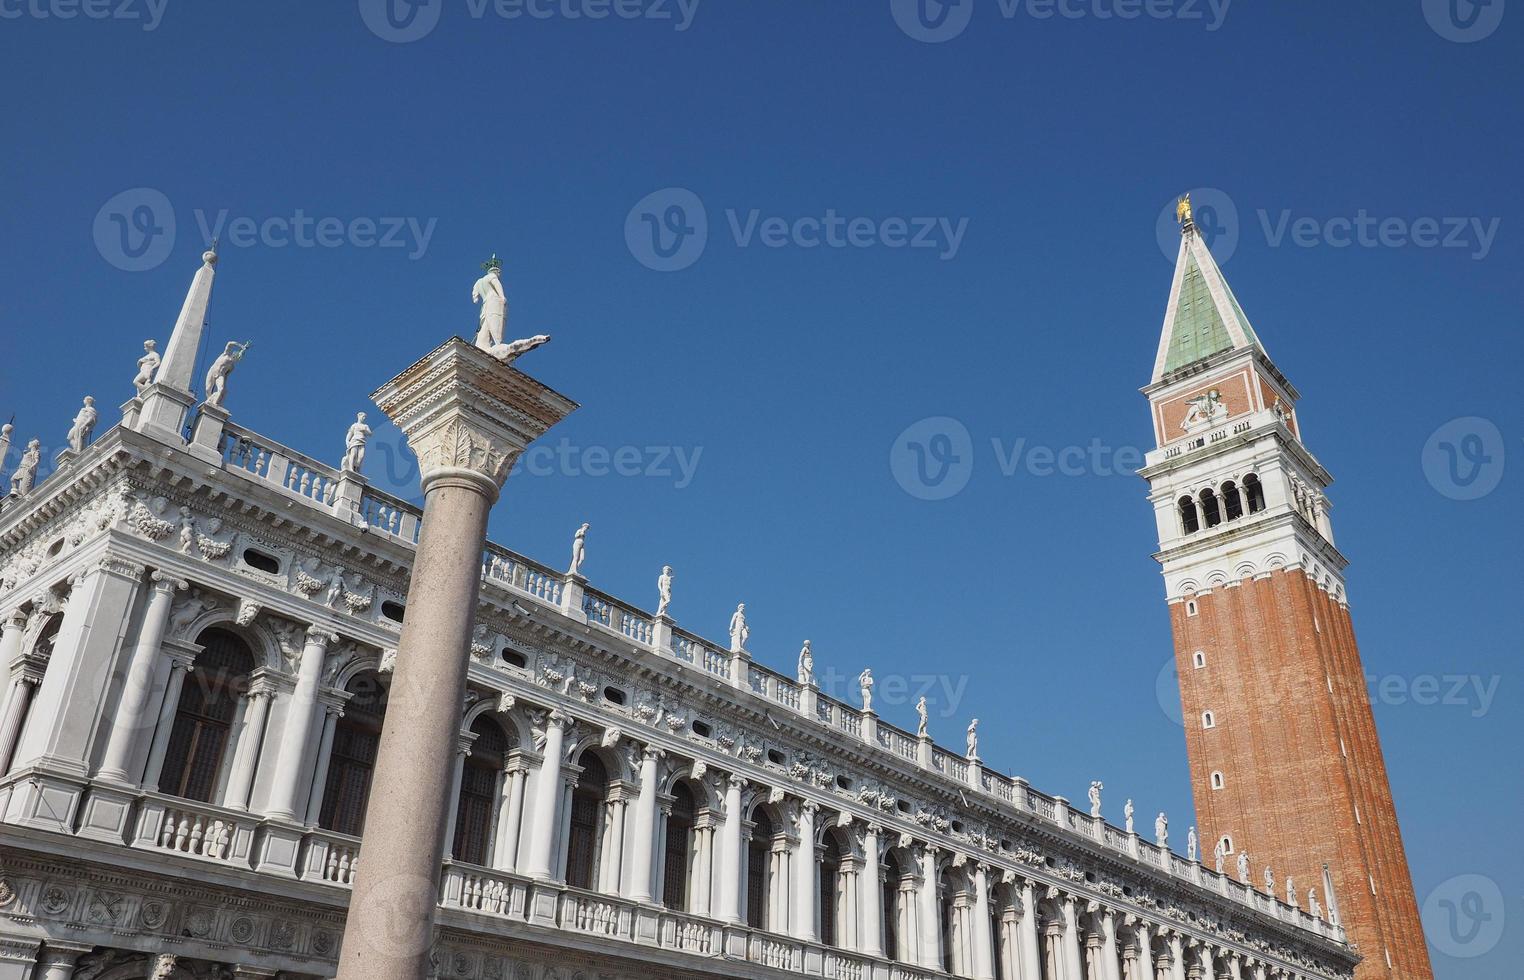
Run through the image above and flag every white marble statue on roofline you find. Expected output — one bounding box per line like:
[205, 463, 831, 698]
[728, 602, 749, 653]
[471, 255, 551, 365]
[1187, 825, 1197, 862]
[9, 438, 40, 496]
[1214, 839, 1227, 874]
[204, 341, 250, 410]
[65, 397, 98, 453]
[858, 667, 875, 713]
[1124, 798, 1135, 834]
[1238, 850, 1251, 883]
[567, 523, 589, 577]
[797, 640, 815, 688]
[965, 718, 979, 760]
[656, 565, 673, 617]
[916, 696, 929, 738]
[0, 424, 11, 478]
[1088, 780, 1103, 818]
[134, 339, 161, 394]
[1156, 812, 1170, 848]
[341, 412, 372, 474]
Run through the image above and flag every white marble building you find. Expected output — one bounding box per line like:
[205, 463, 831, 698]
[0, 253, 1356, 980]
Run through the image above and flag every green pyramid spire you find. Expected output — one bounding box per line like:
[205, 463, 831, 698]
[1152, 209, 1263, 382]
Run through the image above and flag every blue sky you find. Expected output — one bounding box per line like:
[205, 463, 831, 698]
[1, 1, 1519, 973]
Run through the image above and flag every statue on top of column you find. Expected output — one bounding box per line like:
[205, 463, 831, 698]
[342, 412, 372, 474]
[204, 341, 250, 410]
[65, 396, 98, 453]
[656, 564, 673, 617]
[797, 640, 815, 688]
[728, 602, 749, 653]
[134, 339, 161, 394]
[1088, 780, 1103, 818]
[471, 255, 551, 366]
[567, 522, 589, 577]
[9, 439, 40, 496]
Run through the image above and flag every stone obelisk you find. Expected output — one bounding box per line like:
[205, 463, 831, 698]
[334, 334, 575, 980]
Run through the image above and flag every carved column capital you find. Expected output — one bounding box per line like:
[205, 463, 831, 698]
[372, 339, 578, 501]
[149, 571, 189, 595]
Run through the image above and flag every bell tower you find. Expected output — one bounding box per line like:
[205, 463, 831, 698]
[1139, 198, 1432, 979]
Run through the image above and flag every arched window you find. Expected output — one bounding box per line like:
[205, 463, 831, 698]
[320, 670, 388, 837]
[160, 628, 254, 803]
[1211, 771, 1226, 791]
[1178, 496, 1199, 535]
[1185, 599, 1199, 618]
[1219, 835, 1234, 854]
[1199, 488, 1222, 528]
[1244, 474, 1266, 514]
[1202, 711, 1216, 729]
[746, 807, 774, 930]
[1193, 651, 1207, 669]
[453, 715, 513, 867]
[565, 752, 609, 890]
[662, 781, 696, 911]
[1221, 481, 1244, 521]
[820, 828, 848, 947]
[0, 613, 62, 776]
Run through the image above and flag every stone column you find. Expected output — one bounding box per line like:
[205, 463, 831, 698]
[335, 339, 575, 980]
[1061, 895, 1085, 980]
[0, 677, 38, 775]
[627, 746, 663, 901]
[494, 759, 529, 872]
[1136, 920, 1155, 980]
[0, 609, 31, 713]
[442, 733, 474, 859]
[793, 801, 819, 942]
[304, 705, 343, 825]
[972, 864, 995, 980]
[692, 817, 715, 916]
[223, 683, 274, 810]
[599, 793, 628, 893]
[522, 710, 569, 880]
[143, 657, 193, 791]
[918, 845, 943, 970]
[861, 823, 885, 957]
[266, 627, 336, 820]
[35, 944, 93, 980]
[718, 773, 745, 924]
[97, 572, 186, 783]
[1019, 880, 1042, 980]
[1102, 909, 1122, 980]
[1169, 934, 1187, 980]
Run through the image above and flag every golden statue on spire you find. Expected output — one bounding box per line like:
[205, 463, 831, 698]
[1176, 193, 1193, 227]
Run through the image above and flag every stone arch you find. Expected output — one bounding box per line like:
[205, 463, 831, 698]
[177, 605, 284, 673]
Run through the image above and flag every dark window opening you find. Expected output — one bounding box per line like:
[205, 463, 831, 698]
[241, 548, 280, 574]
[320, 671, 388, 836]
[1244, 474, 1266, 514]
[160, 628, 254, 803]
[1222, 482, 1244, 521]
[746, 808, 773, 930]
[662, 782, 696, 911]
[565, 753, 608, 890]
[453, 715, 513, 866]
[1178, 496, 1199, 534]
[1199, 489, 1222, 528]
[381, 601, 406, 623]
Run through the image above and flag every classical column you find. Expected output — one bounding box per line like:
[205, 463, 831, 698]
[304, 705, 343, 825]
[1197, 942, 1214, 980]
[793, 802, 819, 942]
[1136, 920, 1155, 980]
[772, 835, 794, 934]
[522, 711, 569, 880]
[1019, 880, 1042, 980]
[627, 746, 663, 901]
[266, 627, 336, 820]
[97, 573, 186, 783]
[143, 658, 193, 791]
[1169, 934, 1187, 980]
[718, 774, 745, 924]
[1102, 910, 1122, 980]
[223, 684, 274, 810]
[0, 677, 38, 774]
[335, 338, 575, 980]
[36, 944, 93, 980]
[441, 734, 473, 859]
[861, 824, 885, 957]
[494, 759, 529, 871]
[918, 845, 943, 970]
[972, 864, 995, 980]
[1061, 896, 1084, 980]
[599, 792, 628, 893]
[692, 816, 715, 916]
[0, 609, 31, 714]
